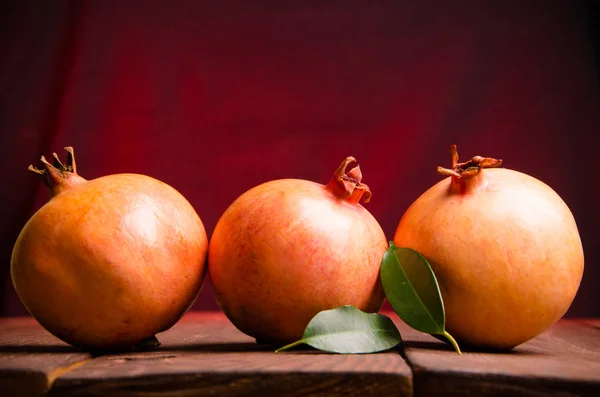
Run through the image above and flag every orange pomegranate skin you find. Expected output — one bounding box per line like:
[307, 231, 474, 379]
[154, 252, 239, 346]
[394, 151, 584, 350]
[209, 158, 387, 344]
[11, 150, 208, 350]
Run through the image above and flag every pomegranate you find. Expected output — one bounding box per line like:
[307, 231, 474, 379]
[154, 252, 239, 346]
[209, 157, 387, 344]
[393, 145, 584, 349]
[11, 147, 208, 350]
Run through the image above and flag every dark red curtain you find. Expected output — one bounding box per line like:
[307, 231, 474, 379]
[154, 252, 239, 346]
[1, 1, 599, 316]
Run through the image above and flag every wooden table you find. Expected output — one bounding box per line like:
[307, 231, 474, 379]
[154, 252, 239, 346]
[1, 312, 599, 396]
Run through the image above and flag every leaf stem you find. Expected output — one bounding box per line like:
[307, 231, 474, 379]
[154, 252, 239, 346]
[274, 339, 305, 353]
[441, 330, 462, 355]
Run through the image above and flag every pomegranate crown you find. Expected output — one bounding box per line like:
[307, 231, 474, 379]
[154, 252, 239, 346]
[327, 156, 372, 204]
[29, 146, 85, 196]
[437, 144, 502, 179]
[29, 147, 77, 187]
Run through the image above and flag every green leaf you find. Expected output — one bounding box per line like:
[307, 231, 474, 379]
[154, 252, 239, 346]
[381, 242, 461, 354]
[275, 305, 402, 354]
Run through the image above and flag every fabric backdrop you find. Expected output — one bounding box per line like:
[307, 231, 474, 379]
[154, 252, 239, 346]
[1, 1, 599, 317]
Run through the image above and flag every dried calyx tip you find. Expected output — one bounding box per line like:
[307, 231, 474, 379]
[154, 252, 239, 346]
[27, 164, 44, 175]
[28, 147, 78, 189]
[437, 144, 502, 179]
[28, 147, 77, 173]
[64, 147, 76, 172]
[328, 156, 372, 204]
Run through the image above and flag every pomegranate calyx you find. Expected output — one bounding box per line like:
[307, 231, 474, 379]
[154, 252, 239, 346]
[437, 144, 502, 180]
[28, 146, 86, 196]
[326, 156, 372, 204]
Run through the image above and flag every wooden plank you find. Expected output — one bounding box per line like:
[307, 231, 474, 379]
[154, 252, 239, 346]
[0, 317, 92, 397]
[399, 318, 600, 397]
[50, 312, 413, 396]
[5, 312, 599, 397]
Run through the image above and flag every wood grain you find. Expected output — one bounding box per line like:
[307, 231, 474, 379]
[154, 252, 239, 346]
[49, 312, 412, 396]
[3, 312, 600, 396]
[397, 318, 600, 397]
[0, 317, 92, 397]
